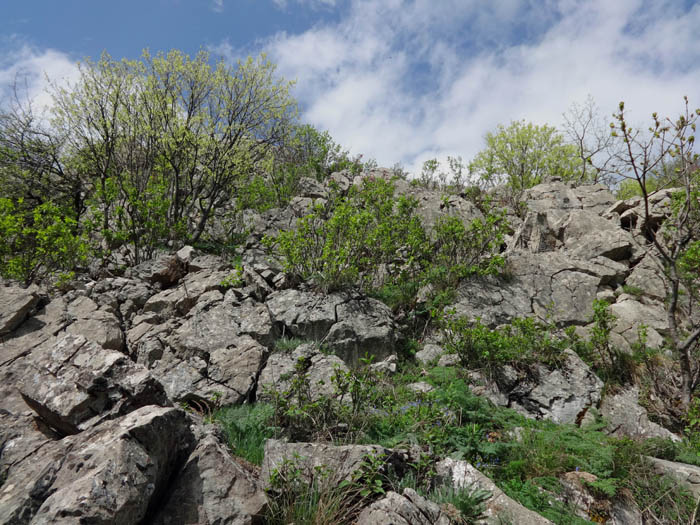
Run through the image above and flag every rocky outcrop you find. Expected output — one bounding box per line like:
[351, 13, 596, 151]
[0, 406, 196, 524]
[435, 458, 553, 524]
[356, 488, 456, 525]
[19, 334, 169, 435]
[648, 457, 700, 499]
[257, 343, 349, 402]
[266, 289, 398, 365]
[472, 349, 603, 424]
[600, 386, 679, 441]
[154, 428, 266, 525]
[0, 284, 41, 336]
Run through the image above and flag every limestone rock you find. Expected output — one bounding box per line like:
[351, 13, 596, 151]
[19, 334, 170, 435]
[415, 343, 445, 365]
[435, 458, 553, 524]
[154, 429, 266, 525]
[0, 284, 41, 336]
[257, 343, 348, 402]
[600, 386, 679, 441]
[65, 295, 124, 351]
[0, 406, 196, 524]
[648, 457, 700, 499]
[356, 488, 454, 525]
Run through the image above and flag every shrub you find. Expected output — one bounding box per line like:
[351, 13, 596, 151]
[215, 404, 276, 465]
[0, 198, 88, 284]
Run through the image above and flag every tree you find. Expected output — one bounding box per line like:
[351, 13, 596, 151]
[561, 95, 621, 187]
[610, 97, 700, 406]
[1, 49, 299, 265]
[468, 120, 582, 205]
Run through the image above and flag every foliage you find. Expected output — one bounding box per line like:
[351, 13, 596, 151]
[0, 197, 88, 283]
[610, 97, 700, 406]
[219, 263, 245, 289]
[441, 315, 568, 372]
[215, 404, 277, 465]
[468, 120, 582, 204]
[268, 176, 428, 292]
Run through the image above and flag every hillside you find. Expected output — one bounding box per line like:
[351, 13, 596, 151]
[1, 166, 700, 524]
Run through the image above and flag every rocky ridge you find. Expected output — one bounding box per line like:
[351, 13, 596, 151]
[0, 170, 697, 524]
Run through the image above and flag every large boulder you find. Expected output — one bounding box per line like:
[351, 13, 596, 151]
[355, 488, 455, 525]
[600, 386, 679, 441]
[266, 290, 398, 365]
[453, 252, 627, 327]
[64, 295, 124, 351]
[648, 457, 700, 500]
[257, 343, 349, 401]
[0, 406, 197, 524]
[435, 458, 553, 524]
[19, 334, 170, 436]
[154, 429, 266, 525]
[488, 349, 604, 424]
[0, 283, 41, 336]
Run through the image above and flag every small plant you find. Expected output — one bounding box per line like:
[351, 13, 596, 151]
[430, 483, 491, 524]
[220, 263, 245, 288]
[273, 336, 307, 352]
[621, 284, 644, 296]
[215, 404, 276, 465]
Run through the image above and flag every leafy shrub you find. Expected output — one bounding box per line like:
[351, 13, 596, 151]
[441, 315, 568, 372]
[0, 198, 88, 283]
[268, 177, 428, 292]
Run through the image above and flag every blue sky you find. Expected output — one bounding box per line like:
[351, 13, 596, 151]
[2, 0, 700, 173]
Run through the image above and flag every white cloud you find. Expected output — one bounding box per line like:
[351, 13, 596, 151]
[0, 43, 79, 116]
[272, 0, 337, 9]
[241, 0, 700, 174]
[212, 0, 224, 13]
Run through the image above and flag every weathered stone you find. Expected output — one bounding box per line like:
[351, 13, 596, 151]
[561, 210, 634, 261]
[296, 176, 328, 198]
[0, 284, 41, 336]
[143, 270, 229, 316]
[572, 184, 617, 214]
[261, 439, 406, 490]
[159, 335, 266, 406]
[266, 289, 341, 341]
[648, 457, 700, 499]
[154, 429, 266, 524]
[356, 488, 454, 525]
[0, 406, 196, 524]
[485, 349, 603, 424]
[600, 386, 679, 441]
[509, 211, 562, 253]
[610, 299, 668, 348]
[134, 252, 187, 286]
[435, 458, 553, 524]
[328, 297, 396, 365]
[415, 343, 445, 365]
[407, 381, 434, 394]
[266, 290, 397, 365]
[64, 295, 124, 351]
[19, 334, 170, 435]
[437, 353, 460, 367]
[257, 343, 348, 402]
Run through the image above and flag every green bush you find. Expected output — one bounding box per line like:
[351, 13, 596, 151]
[0, 198, 88, 284]
[441, 315, 568, 371]
[268, 176, 427, 292]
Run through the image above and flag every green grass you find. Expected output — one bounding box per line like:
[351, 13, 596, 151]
[215, 403, 277, 465]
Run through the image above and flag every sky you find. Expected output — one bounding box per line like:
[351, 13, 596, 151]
[1, 0, 700, 174]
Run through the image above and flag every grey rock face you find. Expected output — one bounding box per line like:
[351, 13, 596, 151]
[19, 334, 170, 435]
[355, 488, 454, 525]
[0, 284, 41, 336]
[261, 439, 406, 490]
[435, 458, 553, 524]
[600, 386, 679, 441]
[266, 289, 397, 365]
[257, 343, 349, 402]
[478, 349, 603, 424]
[648, 457, 700, 500]
[0, 406, 196, 525]
[154, 429, 266, 525]
[64, 295, 124, 351]
[453, 252, 625, 327]
[610, 299, 668, 348]
[415, 343, 446, 365]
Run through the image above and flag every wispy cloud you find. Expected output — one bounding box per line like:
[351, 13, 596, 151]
[225, 0, 700, 173]
[212, 0, 224, 13]
[272, 0, 337, 10]
[0, 42, 79, 115]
